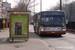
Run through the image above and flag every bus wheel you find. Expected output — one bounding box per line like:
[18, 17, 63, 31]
[38, 33, 41, 36]
[34, 29, 36, 33]
[34, 27, 36, 33]
[34, 31, 36, 33]
[57, 34, 62, 37]
[38, 29, 41, 36]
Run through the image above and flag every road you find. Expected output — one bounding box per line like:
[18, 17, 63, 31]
[0, 24, 75, 50]
[40, 32, 75, 50]
[30, 24, 75, 50]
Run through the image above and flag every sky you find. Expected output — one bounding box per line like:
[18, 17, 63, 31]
[3, 0, 73, 12]
[34, 0, 59, 12]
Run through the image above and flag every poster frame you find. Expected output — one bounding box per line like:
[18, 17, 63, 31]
[9, 14, 29, 38]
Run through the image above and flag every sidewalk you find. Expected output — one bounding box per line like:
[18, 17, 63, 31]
[0, 28, 53, 50]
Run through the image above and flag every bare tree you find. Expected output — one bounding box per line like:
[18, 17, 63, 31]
[13, 0, 38, 11]
[12, 0, 39, 22]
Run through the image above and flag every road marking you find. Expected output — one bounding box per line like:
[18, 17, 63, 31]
[40, 40, 55, 50]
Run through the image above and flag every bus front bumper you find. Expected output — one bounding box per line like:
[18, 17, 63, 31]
[40, 31, 66, 34]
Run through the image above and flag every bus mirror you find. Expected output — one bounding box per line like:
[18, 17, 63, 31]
[66, 19, 68, 24]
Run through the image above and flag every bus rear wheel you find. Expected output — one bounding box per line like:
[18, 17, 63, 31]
[34, 29, 36, 33]
[38, 33, 41, 36]
[37, 29, 41, 36]
[34, 27, 36, 33]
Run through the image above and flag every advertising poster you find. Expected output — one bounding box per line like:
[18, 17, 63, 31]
[10, 14, 29, 38]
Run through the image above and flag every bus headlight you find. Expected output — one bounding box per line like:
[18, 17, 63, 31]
[63, 28, 66, 31]
[41, 28, 44, 31]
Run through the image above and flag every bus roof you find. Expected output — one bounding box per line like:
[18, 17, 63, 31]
[34, 10, 65, 16]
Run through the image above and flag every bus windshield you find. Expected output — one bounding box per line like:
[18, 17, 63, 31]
[41, 15, 65, 27]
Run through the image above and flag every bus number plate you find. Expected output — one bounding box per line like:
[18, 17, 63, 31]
[52, 32, 55, 33]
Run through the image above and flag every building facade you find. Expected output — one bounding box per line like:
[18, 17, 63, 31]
[0, 0, 3, 18]
[2, 2, 11, 18]
[0, 0, 11, 18]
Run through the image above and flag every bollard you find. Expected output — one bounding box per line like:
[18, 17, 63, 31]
[6, 21, 8, 30]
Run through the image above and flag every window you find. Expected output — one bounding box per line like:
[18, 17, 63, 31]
[46, 18, 49, 22]
[0, 8, 1, 12]
[50, 17, 53, 20]
[0, 14, 1, 18]
[0, 4, 1, 6]
[0, 0, 2, 2]
[41, 18, 45, 22]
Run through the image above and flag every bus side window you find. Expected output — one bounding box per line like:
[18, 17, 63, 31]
[34, 15, 37, 23]
[38, 14, 40, 23]
[34, 15, 38, 26]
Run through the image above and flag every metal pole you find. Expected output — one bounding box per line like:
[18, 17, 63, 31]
[69, 2, 72, 28]
[3, 14, 5, 32]
[40, 0, 42, 12]
[6, 0, 7, 2]
[34, 0, 35, 15]
[60, 0, 62, 10]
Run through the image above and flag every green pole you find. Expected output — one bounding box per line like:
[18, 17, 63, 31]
[60, 0, 62, 10]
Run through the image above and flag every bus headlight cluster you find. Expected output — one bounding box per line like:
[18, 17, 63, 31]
[41, 28, 44, 31]
[63, 28, 66, 31]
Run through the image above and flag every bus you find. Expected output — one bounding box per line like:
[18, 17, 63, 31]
[33, 11, 66, 36]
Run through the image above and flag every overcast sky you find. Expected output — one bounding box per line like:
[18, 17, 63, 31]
[35, 0, 59, 12]
[3, 0, 73, 12]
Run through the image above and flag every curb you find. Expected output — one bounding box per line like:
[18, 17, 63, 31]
[0, 30, 1, 32]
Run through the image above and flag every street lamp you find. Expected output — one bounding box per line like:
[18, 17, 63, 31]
[6, 0, 7, 2]
[34, 0, 35, 15]
[40, 0, 42, 12]
[60, 0, 62, 10]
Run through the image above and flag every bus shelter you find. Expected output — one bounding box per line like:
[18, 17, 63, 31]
[8, 11, 31, 42]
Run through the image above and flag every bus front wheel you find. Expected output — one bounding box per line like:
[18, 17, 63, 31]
[57, 34, 62, 37]
[34, 27, 36, 33]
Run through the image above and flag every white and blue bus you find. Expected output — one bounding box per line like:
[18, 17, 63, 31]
[33, 11, 67, 36]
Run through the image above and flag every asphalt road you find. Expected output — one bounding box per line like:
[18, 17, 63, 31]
[0, 24, 75, 50]
[30, 24, 75, 50]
